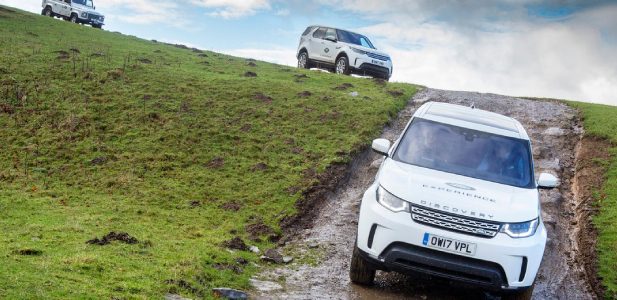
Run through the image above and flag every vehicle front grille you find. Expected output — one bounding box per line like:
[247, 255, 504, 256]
[366, 52, 389, 61]
[411, 205, 501, 238]
[88, 15, 103, 21]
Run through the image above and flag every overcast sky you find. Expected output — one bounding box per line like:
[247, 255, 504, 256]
[2, 0, 616, 105]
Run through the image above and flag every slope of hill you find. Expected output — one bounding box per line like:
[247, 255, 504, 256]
[0, 6, 417, 298]
[568, 102, 617, 298]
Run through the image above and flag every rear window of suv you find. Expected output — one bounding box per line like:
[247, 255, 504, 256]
[313, 27, 326, 39]
[302, 26, 315, 36]
[393, 118, 534, 188]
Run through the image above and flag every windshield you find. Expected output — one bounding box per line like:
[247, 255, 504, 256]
[336, 30, 375, 49]
[393, 118, 534, 188]
[72, 0, 94, 7]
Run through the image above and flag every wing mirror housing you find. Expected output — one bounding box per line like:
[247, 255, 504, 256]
[372, 139, 391, 156]
[537, 173, 559, 189]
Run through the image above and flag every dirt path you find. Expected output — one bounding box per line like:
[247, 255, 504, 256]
[252, 88, 594, 299]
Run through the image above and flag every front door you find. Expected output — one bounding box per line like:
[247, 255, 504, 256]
[321, 28, 338, 63]
[59, 0, 72, 16]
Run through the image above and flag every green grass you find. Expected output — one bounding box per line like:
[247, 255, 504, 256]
[0, 6, 418, 299]
[568, 101, 617, 298]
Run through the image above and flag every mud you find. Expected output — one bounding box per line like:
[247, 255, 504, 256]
[87, 231, 139, 245]
[244, 71, 258, 77]
[572, 137, 611, 298]
[255, 88, 595, 299]
[223, 236, 248, 251]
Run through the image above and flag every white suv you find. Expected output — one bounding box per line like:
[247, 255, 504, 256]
[351, 102, 558, 299]
[41, 0, 105, 29]
[297, 26, 393, 80]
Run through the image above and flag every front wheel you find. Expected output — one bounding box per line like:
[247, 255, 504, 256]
[93, 24, 102, 29]
[349, 245, 376, 285]
[297, 52, 309, 69]
[335, 56, 351, 76]
[70, 14, 78, 23]
[42, 7, 53, 17]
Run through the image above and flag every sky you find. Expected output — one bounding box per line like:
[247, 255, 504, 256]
[2, 0, 617, 105]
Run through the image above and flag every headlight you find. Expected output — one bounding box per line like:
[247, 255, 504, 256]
[351, 47, 367, 55]
[376, 186, 409, 212]
[500, 218, 539, 238]
[81, 12, 87, 18]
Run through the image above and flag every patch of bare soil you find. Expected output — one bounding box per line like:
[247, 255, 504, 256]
[223, 236, 248, 251]
[87, 232, 139, 245]
[255, 88, 595, 299]
[253, 92, 273, 104]
[206, 157, 225, 169]
[244, 71, 257, 77]
[334, 83, 354, 90]
[572, 137, 611, 299]
[297, 91, 312, 98]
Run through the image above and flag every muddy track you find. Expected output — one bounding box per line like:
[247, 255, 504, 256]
[253, 88, 595, 299]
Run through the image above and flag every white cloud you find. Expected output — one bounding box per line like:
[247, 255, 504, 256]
[351, 3, 617, 105]
[0, 0, 41, 13]
[191, 0, 271, 18]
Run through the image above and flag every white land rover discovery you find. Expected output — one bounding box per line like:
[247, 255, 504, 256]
[351, 102, 558, 299]
[297, 26, 393, 80]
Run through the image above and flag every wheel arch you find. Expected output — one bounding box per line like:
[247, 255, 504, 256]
[335, 51, 349, 63]
[297, 47, 308, 59]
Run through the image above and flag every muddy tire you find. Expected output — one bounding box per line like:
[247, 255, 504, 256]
[93, 24, 102, 29]
[349, 245, 375, 285]
[297, 51, 310, 69]
[502, 284, 534, 300]
[335, 56, 350, 76]
[70, 14, 78, 24]
[42, 7, 53, 17]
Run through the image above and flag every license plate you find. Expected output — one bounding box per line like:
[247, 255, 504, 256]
[371, 59, 384, 66]
[422, 233, 476, 256]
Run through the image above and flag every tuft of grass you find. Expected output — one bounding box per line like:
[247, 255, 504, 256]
[568, 101, 617, 298]
[0, 6, 418, 299]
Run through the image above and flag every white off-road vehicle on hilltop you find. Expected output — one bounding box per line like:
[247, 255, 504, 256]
[351, 102, 559, 299]
[41, 0, 105, 29]
[297, 26, 393, 80]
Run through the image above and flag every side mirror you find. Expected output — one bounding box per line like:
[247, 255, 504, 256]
[372, 139, 391, 156]
[537, 173, 559, 189]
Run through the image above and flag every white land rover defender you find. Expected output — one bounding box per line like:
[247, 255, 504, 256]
[41, 0, 105, 29]
[351, 102, 558, 299]
[296, 26, 393, 80]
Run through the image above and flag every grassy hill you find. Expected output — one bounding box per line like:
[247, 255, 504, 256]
[0, 6, 417, 299]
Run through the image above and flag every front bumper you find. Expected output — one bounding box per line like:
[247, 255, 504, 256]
[79, 14, 104, 25]
[356, 183, 547, 291]
[349, 55, 392, 79]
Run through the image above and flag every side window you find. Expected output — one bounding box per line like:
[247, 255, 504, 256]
[302, 26, 315, 36]
[325, 28, 337, 41]
[313, 27, 326, 39]
[64, 0, 71, 3]
[360, 37, 371, 48]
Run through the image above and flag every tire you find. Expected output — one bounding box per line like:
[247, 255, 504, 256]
[502, 283, 534, 300]
[335, 56, 350, 76]
[42, 7, 53, 17]
[93, 24, 102, 29]
[297, 51, 310, 69]
[70, 14, 78, 23]
[349, 245, 376, 285]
